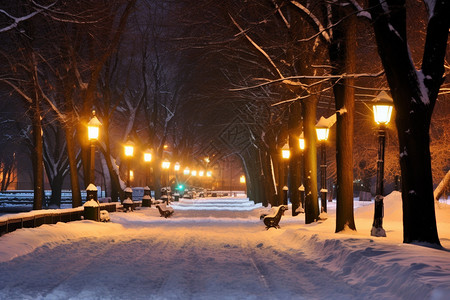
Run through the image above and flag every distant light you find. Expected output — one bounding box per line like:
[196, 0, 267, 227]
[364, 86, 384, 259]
[240, 175, 246, 184]
[199, 170, 204, 177]
[206, 171, 212, 177]
[281, 143, 290, 159]
[162, 159, 171, 169]
[174, 162, 180, 171]
[143, 149, 152, 162]
[191, 170, 197, 176]
[299, 133, 305, 150]
[183, 167, 190, 175]
[124, 141, 134, 157]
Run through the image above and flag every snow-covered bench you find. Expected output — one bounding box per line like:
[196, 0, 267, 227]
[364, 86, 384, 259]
[156, 203, 174, 218]
[262, 206, 287, 229]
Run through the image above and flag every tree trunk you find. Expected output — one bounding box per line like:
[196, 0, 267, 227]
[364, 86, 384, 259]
[369, 0, 449, 245]
[330, 5, 356, 232]
[303, 97, 319, 224]
[65, 125, 82, 207]
[31, 96, 44, 210]
[288, 101, 302, 216]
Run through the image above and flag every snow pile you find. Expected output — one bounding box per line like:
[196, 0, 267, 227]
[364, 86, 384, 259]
[0, 192, 449, 299]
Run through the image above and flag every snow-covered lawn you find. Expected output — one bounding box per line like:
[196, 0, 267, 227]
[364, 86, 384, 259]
[0, 192, 449, 299]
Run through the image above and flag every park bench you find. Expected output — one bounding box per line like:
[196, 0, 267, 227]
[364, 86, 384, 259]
[156, 203, 174, 218]
[262, 206, 287, 229]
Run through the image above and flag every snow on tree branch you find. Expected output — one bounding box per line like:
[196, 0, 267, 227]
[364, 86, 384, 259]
[229, 70, 384, 92]
[0, 1, 57, 33]
[289, 0, 331, 43]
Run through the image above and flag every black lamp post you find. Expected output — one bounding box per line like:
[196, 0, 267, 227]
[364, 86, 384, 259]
[371, 91, 393, 237]
[87, 110, 101, 187]
[316, 118, 330, 213]
[281, 143, 290, 208]
[298, 133, 305, 211]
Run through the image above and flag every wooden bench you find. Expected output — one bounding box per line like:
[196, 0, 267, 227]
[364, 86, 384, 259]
[262, 206, 287, 229]
[156, 204, 174, 218]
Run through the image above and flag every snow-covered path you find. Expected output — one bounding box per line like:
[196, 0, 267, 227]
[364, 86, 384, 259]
[1, 193, 450, 299]
[0, 222, 362, 299]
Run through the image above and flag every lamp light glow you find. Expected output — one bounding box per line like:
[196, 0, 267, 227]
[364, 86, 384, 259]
[162, 159, 171, 169]
[87, 111, 102, 140]
[373, 91, 394, 125]
[299, 133, 305, 151]
[281, 143, 290, 159]
[124, 141, 134, 157]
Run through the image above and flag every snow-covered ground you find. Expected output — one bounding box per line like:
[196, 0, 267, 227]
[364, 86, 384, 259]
[1, 192, 450, 299]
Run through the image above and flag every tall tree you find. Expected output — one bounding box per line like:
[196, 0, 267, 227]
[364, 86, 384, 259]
[369, 0, 449, 245]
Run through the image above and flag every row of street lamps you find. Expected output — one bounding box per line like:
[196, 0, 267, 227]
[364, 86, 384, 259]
[86, 92, 393, 229]
[279, 92, 393, 235]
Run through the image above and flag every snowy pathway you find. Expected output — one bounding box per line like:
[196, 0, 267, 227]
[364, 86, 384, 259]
[1, 193, 450, 299]
[0, 222, 362, 299]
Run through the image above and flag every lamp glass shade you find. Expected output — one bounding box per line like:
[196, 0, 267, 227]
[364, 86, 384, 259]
[191, 170, 197, 176]
[299, 138, 305, 150]
[183, 167, 190, 175]
[206, 171, 212, 177]
[373, 104, 393, 124]
[282, 149, 290, 159]
[144, 152, 152, 162]
[199, 170, 204, 177]
[88, 126, 99, 140]
[162, 160, 171, 169]
[316, 127, 329, 141]
[174, 162, 180, 171]
[124, 144, 134, 157]
[240, 175, 246, 184]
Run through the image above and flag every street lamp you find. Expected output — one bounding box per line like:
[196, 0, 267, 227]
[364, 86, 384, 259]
[298, 132, 305, 210]
[123, 140, 134, 210]
[371, 91, 393, 237]
[162, 159, 170, 185]
[87, 110, 102, 188]
[143, 148, 152, 186]
[183, 167, 190, 176]
[316, 117, 330, 213]
[281, 143, 290, 207]
[124, 141, 134, 188]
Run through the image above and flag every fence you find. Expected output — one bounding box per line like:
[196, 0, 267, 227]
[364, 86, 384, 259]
[0, 203, 118, 237]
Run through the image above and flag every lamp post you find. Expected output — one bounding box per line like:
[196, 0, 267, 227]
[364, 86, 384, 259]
[85, 110, 102, 221]
[371, 91, 393, 237]
[298, 133, 305, 210]
[162, 159, 171, 188]
[316, 119, 330, 213]
[123, 140, 134, 211]
[87, 110, 101, 188]
[240, 175, 246, 197]
[124, 141, 134, 187]
[281, 143, 290, 207]
[143, 149, 152, 186]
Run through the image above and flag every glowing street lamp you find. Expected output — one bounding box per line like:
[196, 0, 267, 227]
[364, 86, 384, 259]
[124, 141, 134, 188]
[183, 167, 190, 176]
[281, 143, 290, 207]
[298, 132, 305, 210]
[316, 117, 330, 213]
[142, 148, 153, 207]
[299, 133, 305, 151]
[162, 159, 171, 188]
[87, 110, 102, 189]
[240, 175, 246, 184]
[281, 143, 291, 159]
[174, 162, 181, 172]
[199, 170, 205, 177]
[206, 171, 212, 177]
[191, 170, 197, 176]
[371, 91, 394, 237]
